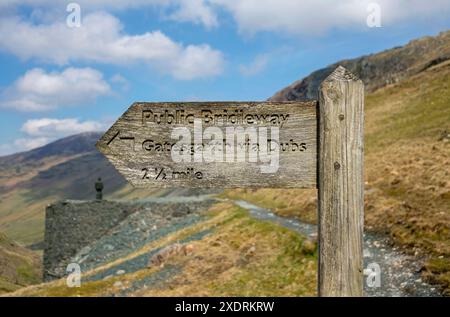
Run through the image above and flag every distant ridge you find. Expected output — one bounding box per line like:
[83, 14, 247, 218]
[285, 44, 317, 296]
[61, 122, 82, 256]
[0, 131, 125, 198]
[270, 30, 450, 101]
[1, 30, 450, 246]
[0, 132, 103, 165]
[0, 132, 127, 244]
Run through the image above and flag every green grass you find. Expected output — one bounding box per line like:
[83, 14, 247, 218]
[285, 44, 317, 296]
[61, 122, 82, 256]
[423, 258, 450, 296]
[220, 188, 317, 224]
[16, 264, 41, 285]
[365, 65, 450, 151]
[0, 189, 50, 245]
[11, 202, 317, 297]
[0, 278, 22, 294]
[209, 215, 317, 296]
[139, 203, 317, 297]
[221, 63, 450, 295]
[0, 232, 42, 295]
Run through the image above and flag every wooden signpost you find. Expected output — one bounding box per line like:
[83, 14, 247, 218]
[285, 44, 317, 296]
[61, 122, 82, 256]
[97, 100, 317, 188]
[97, 66, 365, 297]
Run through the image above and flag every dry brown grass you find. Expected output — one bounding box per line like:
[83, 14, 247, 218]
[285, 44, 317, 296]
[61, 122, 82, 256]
[138, 204, 317, 297]
[7, 202, 317, 297]
[223, 63, 450, 294]
[221, 188, 317, 224]
[0, 232, 42, 294]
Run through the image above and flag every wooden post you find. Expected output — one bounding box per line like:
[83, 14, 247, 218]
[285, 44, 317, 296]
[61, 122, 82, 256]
[318, 66, 364, 296]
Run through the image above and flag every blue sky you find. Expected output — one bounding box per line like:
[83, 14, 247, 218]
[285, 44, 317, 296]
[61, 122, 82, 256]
[0, 0, 449, 155]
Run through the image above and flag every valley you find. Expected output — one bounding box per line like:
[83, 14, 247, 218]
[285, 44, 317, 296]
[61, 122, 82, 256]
[0, 30, 449, 296]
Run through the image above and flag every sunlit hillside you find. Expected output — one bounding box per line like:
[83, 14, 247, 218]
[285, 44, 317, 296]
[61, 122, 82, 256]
[225, 59, 450, 295]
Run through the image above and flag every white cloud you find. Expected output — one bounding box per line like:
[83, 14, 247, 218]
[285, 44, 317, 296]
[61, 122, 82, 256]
[0, 137, 51, 156]
[12, 137, 51, 151]
[0, 67, 111, 111]
[211, 0, 450, 35]
[166, 0, 218, 28]
[110, 74, 130, 92]
[0, 0, 218, 28]
[21, 118, 105, 137]
[1, 1, 449, 37]
[0, 118, 106, 155]
[0, 12, 224, 79]
[239, 54, 269, 76]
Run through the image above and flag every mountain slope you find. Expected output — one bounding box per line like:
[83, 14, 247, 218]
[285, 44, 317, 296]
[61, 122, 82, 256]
[0, 231, 41, 294]
[270, 30, 450, 101]
[228, 54, 450, 294]
[0, 132, 129, 245]
[0, 132, 212, 245]
[0, 132, 102, 168]
[1, 30, 449, 295]
[0, 132, 107, 193]
[8, 202, 317, 297]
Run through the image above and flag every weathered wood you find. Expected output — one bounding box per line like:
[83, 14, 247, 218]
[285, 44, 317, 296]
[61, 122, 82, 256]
[318, 66, 364, 296]
[97, 101, 318, 188]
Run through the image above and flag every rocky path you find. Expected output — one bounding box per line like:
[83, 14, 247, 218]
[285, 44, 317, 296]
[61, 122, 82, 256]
[68, 197, 215, 282]
[234, 200, 441, 297]
[65, 195, 440, 296]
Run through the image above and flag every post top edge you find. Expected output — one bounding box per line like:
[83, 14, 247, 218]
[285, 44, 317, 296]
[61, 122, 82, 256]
[324, 65, 361, 83]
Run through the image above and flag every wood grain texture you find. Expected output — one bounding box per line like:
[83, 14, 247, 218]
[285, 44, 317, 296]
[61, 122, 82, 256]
[97, 101, 317, 188]
[318, 66, 365, 296]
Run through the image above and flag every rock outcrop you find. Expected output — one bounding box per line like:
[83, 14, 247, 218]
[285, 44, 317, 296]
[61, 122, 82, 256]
[43, 200, 138, 281]
[43, 198, 215, 281]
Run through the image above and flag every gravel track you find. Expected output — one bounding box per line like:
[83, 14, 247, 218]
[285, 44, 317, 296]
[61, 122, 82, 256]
[234, 200, 441, 297]
[65, 196, 441, 296]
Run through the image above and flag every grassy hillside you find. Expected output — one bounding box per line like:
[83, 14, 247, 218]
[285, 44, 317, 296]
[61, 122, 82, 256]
[8, 202, 317, 297]
[0, 133, 129, 245]
[0, 133, 211, 295]
[0, 133, 213, 246]
[0, 31, 448, 296]
[224, 61, 450, 294]
[0, 232, 41, 294]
